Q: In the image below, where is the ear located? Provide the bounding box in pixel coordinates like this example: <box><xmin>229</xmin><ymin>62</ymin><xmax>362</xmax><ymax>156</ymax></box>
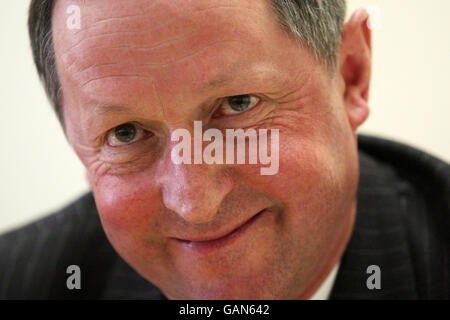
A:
<box><xmin>338</xmin><ymin>9</ymin><xmax>371</xmax><ymax>131</ymax></box>
<box><xmin>85</xmin><ymin>170</ymin><xmax>92</xmax><ymax>188</ymax></box>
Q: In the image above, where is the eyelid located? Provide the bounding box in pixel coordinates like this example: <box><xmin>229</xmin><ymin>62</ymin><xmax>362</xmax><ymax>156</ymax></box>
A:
<box><xmin>214</xmin><ymin>94</ymin><xmax>261</xmax><ymax>117</ymax></box>
<box><xmin>105</xmin><ymin>122</ymin><xmax>150</xmax><ymax>147</ymax></box>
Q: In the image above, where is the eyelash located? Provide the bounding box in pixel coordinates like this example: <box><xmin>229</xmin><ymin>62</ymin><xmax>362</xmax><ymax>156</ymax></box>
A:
<box><xmin>212</xmin><ymin>94</ymin><xmax>262</xmax><ymax>118</ymax></box>
<box><xmin>105</xmin><ymin>122</ymin><xmax>152</xmax><ymax>148</ymax></box>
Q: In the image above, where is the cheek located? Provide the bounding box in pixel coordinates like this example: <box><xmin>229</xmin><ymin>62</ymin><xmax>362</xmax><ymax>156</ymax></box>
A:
<box><xmin>242</xmin><ymin>129</ymin><xmax>347</xmax><ymax>205</ymax></box>
<box><xmin>91</xmin><ymin>171</ymin><xmax>177</xmax><ymax>288</ymax></box>
<box><xmin>91</xmin><ymin>171</ymin><xmax>166</xmax><ymax>251</ymax></box>
<box><xmin>242</xmin><ymin>120</ymin><xmax>358</xmax><ymax>240</ymax></box>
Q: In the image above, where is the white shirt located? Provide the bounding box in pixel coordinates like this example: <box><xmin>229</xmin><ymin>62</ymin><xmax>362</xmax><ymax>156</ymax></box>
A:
<box><xmin>309</xmin><ymin>262</ymin><xmax>340</xmax><ymax>300</ymax></box>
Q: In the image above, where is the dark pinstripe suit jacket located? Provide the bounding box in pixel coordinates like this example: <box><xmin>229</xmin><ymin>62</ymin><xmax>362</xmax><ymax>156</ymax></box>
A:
<box><xmin>1</xmin><ymin>135</ymin><xmax>449</xmax><ymax>299</ymax></box>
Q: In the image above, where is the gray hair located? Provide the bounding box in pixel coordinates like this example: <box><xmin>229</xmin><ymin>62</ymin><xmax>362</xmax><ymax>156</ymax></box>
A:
<box><xmin>28</xmin><ymin>0</ymin><xmax>346</xmax><ymax>126</ymax></box>
<box><xmin>270</xmin><ymin>0</ymin><xmax>346</xmax><ymax>70</ymax></box>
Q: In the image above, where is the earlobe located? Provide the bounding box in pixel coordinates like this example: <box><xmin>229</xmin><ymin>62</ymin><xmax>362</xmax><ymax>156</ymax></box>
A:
<box><xmin>339</xmin><ymin>9</ymin><xmax>372</xmax><ymax>131</ymax></box>
<box><xmin>346</xmin><ymin>86</ymin><xmax>370</xmax><ymax>130</ymax></box>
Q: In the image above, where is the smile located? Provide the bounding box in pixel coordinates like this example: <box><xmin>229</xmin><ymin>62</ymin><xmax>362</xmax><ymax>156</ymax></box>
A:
<box><xmin>172</xmin><ymin>209</ymin><xmax>267</xmax><ymax>253</ymax></box>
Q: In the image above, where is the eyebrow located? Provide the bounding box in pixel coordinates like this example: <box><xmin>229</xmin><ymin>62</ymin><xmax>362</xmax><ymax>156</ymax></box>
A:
<box><xmin>92</xmin><ymin>103</ymin><xmax>132</xmax><ymax>116</ymax></box>
<box><xmin>203</xmin><ymin>73</ymin><xmax>233</xmax><ymax>90</ymax></box>
<box><xmin>198</xmin><ymin>61</ymin><xmax>248</xmax><ymax>91</ymax></box>
<box><xmin>90</xmin><ymin>62</ymin><xmax>262</xmax><ymax>115</ymax></box>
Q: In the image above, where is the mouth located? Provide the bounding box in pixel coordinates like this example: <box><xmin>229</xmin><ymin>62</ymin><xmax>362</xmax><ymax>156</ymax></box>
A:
<box><xmin>172</xmin><ymin>209</ymin><xmax>267</xmax><ymax>253</ymax></box>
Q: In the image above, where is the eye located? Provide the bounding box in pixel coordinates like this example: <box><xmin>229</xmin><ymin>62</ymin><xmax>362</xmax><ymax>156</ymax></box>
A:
<box><xmin>106</xmin><ymin>122</ymin><xmax>150</xmax><ymax>147</ymax></box>
<box><xmin>218</xmin><ymin>94</ymin><xmax>260</xmax><ymax>116</ymax></box>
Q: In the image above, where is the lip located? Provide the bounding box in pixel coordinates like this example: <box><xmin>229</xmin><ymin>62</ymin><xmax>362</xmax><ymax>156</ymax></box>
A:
<box><xmin>172</xmin><ymin>209</ymin><xmax>266</xmax><ymax>253</ymax></box>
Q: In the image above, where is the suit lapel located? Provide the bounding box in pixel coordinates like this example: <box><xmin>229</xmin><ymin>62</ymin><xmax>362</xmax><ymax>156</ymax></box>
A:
<box><xmin>330</xmin><ymin>151</ymin><xmax>418</xmax><ymax>299</ymax></box>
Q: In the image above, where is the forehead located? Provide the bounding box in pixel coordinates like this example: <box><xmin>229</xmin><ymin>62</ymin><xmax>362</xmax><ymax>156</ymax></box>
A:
<box><xmin>52</xmin><ymin>0</ymin><xmax>292</xmax><ymax>102</ymax></box>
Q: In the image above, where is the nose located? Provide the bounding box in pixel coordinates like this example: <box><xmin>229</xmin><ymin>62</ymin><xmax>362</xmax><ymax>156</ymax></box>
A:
<box><xmin>155</xmin><ymin>139</ymin><xmax>233</xmax><ymax>224</ymax></box>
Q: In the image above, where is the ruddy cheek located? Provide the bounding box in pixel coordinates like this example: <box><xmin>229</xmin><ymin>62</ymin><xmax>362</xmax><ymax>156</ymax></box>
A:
<box><xmin>92</xmin><ymin>179</ymin><xmax>134</xmax><ymax>228</ymax></box>
<box><xmin>95</xmin><ymin>173</ymin><xmax>161</xmax><ymax>233</ymax></box>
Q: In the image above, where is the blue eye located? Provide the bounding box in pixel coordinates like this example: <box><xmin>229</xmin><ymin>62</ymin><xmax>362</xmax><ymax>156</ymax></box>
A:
<box><xmin>220</xmin><ymin>94</ymin><xmax>260</xmax><ymax>115</ymax></box>
<box><xmin>106</xmin><ymin>122</ymin><xmax>147</xmax><ymax>147</ymax></box>
<box><xmin>115</xmin><ymin>123</ymin><xmax>136</xmax><ymax>143</ymax></box>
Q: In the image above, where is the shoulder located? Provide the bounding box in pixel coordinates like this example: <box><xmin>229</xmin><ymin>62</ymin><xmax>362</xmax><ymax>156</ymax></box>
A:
<box><xmin>336</xmin><ymin>135</ymin><xmax>450</xmax><ymax>299</ymax></box>
<box><xmin>357</xmin><ymin>135</ymin><xmax>449</xmax><ymax>243</ymax></box>
<box><xmin>358</xmin><ymin>135</ymin><xmax>449</xmax><ymax>199</ymax></box>
<box><xmin>0</xmin><ymin>192</ymin><xmax>118</xmax><ymax>299</ymax></box>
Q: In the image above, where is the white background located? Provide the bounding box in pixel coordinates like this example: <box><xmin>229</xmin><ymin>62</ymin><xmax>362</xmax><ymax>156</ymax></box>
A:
<box><xmin>1</xmin><ymin>0</ymin><xmax>449</xmax><ymax>233</ymax></box>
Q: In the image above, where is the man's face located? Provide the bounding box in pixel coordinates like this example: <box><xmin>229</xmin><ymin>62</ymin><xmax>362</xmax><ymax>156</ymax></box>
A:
<box><xmin>53</xmin><ymin>0</ymin><xmax>362</xmax><ymax>299</ymax></box>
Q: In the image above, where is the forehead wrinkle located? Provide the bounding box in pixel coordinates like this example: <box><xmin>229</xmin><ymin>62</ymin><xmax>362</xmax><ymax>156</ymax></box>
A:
<box><xmin>69</xmin><ymin>38</ymin><xmax>245</xmax><ymax>94</ymax></box>
<box><xmin>59</xmin><ymin>0</ymin><xmax>218</xmax><ymax>53</ymax></box>
<box><xmin>87</xmin><ymin>5</ymin><xmax>189</xmax><ymax>35</ymax></box>
<box><xmin>140</xmin><ymin>39</ymin><xmax>244</xmax><ymax>68</ymax></box>
<box><xmin>57</xmin><ymin>0</ymin><xmax>268</xmax><ymax>71</ymax></box>
<box><xmin>61</xmin><ymin>28</ymin><xmax>197</xmax><ymax>73</ymax></box>
<box><xmin>88</xmin><ymin>10</ymin><xmax>161</xmax><ymax>28</ymax></box>
<box><xmin>73</xmin><ymin>61</ymin><xmax>148</xmax><ymax>89</ymax></box>
<box><xmin>80</xmin><ymin>74</ymin><xmax>154</xmax><ymax>90</ymax></box>
<box><xmin>58</xmin><ymin>9</ymin><xmax>197</xmax><ymax>71</ymax></box>
<box><xmin>63</xmin><ymin>14</ymin><xmax>200</xmax><ymax>59</ymax></box>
